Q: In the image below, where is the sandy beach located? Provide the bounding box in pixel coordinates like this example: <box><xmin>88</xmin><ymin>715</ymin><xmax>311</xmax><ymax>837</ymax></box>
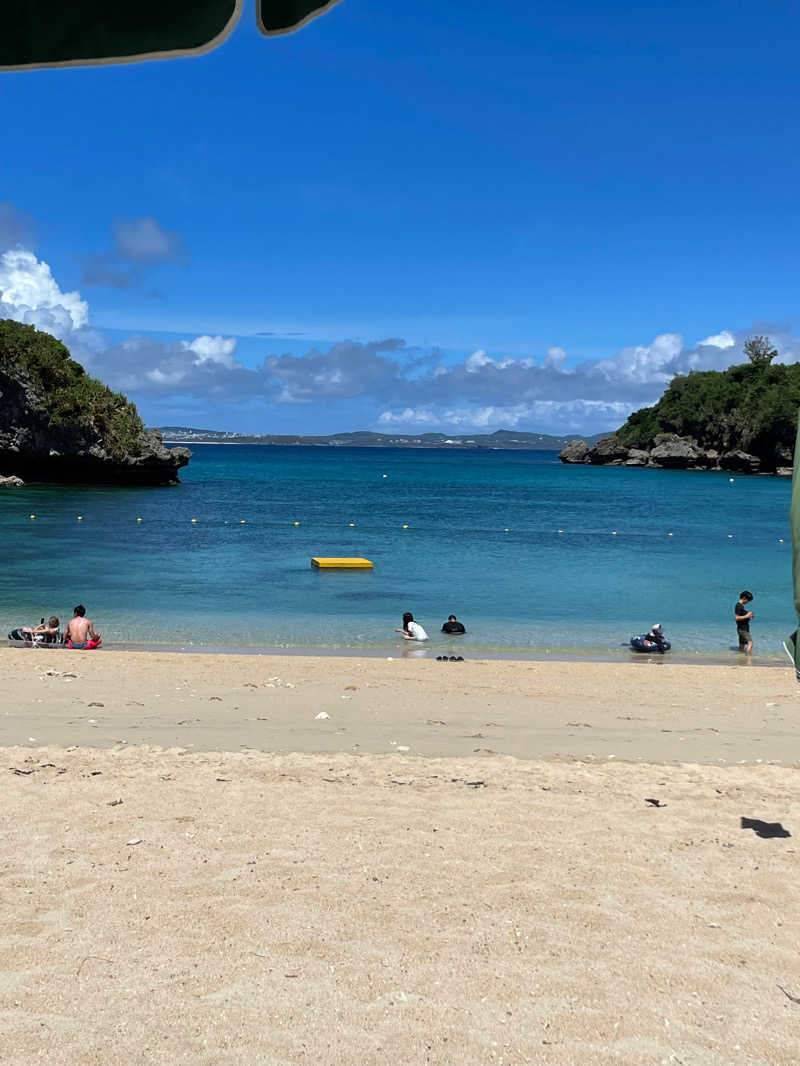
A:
<box><xmin>2</xmin><ymin>650</ymin><xmax>799</xmax><ymax>1064</ymax></box>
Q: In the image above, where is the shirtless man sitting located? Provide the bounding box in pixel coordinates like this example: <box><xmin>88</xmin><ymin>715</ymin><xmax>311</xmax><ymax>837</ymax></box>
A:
<box><xmin>62</xmin><ymin>605</ymin><xmax>102</xmax><ymax>649</ymax></box>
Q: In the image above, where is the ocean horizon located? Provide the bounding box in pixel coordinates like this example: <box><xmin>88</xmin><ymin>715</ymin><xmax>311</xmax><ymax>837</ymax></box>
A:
<box><xmin>1</xmin><ymin>445</ymin><xmax>793</xmax><ymax>661</ymax></box>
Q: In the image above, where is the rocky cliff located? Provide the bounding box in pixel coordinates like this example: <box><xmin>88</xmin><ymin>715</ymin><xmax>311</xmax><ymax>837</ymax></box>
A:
<box><xmin>559</xmin><ymin>432</ymin><xmax>792</xmax><ymax>475</ymax></box>
<box><xmin>0</xmin><ymin>319</ymin><xmax>191</xmax><ymax>485</ymax></box>
<box><xmin>560</xmin><ymin>356</ymin><xmax>798</xmax><ymax>476</ymax></box>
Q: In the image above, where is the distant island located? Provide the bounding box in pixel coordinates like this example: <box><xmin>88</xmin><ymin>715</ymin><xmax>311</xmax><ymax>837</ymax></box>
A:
<box><xmin>160</xmin><ymin>427</ymin><xmax>609</xmax><ymax>450</ymax></box>
<box><xmin>559</xmin><ymin>337</ymin><xmax>796</xmax><ymax>475</ymax></box>
<box><xmin>0</xmin><ymin>320</ymin><xmax>191</xmax><ymax>486</ymax></box>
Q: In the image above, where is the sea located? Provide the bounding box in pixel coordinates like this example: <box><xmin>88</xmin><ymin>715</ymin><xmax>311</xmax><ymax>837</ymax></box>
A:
<box><xmin>1</xmin><ymin>445</ymin><xmax>794</xmax><ymax>662</ymax></box>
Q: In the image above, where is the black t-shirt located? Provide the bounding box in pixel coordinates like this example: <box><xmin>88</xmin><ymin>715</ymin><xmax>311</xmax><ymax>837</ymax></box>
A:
<box><xmin>735</xmin><ymin>601</ymin><xmax>750</xmax><ymax>627</ymax></box>
<box><xmin>441</xmin><ymin>620</ymin><xmax>466</xmax><ymax>634</ymax></box>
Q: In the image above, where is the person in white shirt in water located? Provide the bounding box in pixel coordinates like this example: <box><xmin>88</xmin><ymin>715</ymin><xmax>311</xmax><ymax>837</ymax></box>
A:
<box><xmin>396</xmin><ymin>612</ymin><xmax>428</xmax><ymax>641</ymax></box>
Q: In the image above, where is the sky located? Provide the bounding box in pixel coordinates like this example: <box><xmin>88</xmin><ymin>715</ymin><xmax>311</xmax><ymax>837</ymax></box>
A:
<box><xmin>1</xmin><ymin>0</ymin><xmax>800</xmax><ymax>435</ymax></box>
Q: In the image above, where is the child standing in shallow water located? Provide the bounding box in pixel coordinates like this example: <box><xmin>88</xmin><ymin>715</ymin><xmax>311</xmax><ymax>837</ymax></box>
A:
<box><xmin>735</xmin><ymin>590</ymin><xmax>754</xmax><ymax>653</ymax></box>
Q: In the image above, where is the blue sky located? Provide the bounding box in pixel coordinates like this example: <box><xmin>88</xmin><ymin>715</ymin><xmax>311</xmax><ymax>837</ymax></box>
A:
<box><xmin>2</xmin><ymin>0</ymin><xmax>799</xmax><ymax>434</ymax></box>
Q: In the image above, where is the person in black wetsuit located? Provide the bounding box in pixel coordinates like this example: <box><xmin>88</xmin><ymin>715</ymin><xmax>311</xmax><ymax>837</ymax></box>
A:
<box><xmin>645</xmin><ymin>623</ymin><xmax>667</xmax><ymax>652</ymax></box>
<box><xmin>735</xmin><ymin>590</ymin><xmax>754</xmax><ymax>653</ymax></box>
<box><xmin>441</xmin><ymin>615</ymin><xmax>466</xmax><ymax>634</ymax></box>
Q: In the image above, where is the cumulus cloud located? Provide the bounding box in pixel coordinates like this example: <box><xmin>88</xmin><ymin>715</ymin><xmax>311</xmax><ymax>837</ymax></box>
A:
<box><xmin>698</xmin><ymin>329</ymin><xmax>735</xmax><ymax>349</ymax></box>
<box><xmin>3</xmin><ymin>245</ymin><xmax>800</xmax><ymax>436</ymax></box>
<box><xmin>0</xmin><ymin>248</ymin><xmax>104</xmax><ymax>362</ymax></box>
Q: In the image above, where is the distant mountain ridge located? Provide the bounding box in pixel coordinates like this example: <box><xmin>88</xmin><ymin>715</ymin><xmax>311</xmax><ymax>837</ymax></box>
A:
<box><xmin>159</xmin><ymin>426</ymin><xmax>609</xmax><ymax>450</ymax></box>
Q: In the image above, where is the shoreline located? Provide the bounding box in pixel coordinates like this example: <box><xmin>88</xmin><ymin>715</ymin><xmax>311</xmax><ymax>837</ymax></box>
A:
<box><xmin>3</xmin><ymin>648</ymin><xmax>798</xmax><ymax>765</ymax></box>
<box><xmin>6</xmin><ymin>638</ymin><xmax>790</xmax><ymax>667</ymax></box>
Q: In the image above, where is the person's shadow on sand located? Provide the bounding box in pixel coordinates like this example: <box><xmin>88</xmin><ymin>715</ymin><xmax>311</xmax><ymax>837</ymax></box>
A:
<box><xmin>741</xmin><ymin>817</ymin><xmax>791</xmax><ymax>838</ymax></box>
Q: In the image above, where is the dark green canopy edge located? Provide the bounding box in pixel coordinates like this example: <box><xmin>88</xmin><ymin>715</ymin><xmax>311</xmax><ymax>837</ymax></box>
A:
<box><xmin>0</xmin><ymin>0</ymin><xmax>339</xmax><ymax>69</ymax></box>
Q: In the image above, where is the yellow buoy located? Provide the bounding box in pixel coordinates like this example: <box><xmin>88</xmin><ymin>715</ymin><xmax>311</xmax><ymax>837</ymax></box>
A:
<box><xmin>29</xmin><ymin>514</ymin><xmax>35</xmax><ymax>519</ymax></box>
<box><xmin>611</xmin><ymin>530</ymin><xmax>617</xmax><ymax>535</ymax></box>
<box><xmin>402</xmin><ymin>524</ymin><xmax>409</xmax><ymax>529</ymax></box>
<box><xmin>240</xmin><ymin>520</ymin><xmax>246</xmax><ymax>524</ymax></box>
<box><xmin>294</xmin><ymin>521</ymin><xmax>300</xmax><ymax>526</ymax></box>
<box><xmin>191</xmin><ymin>518</ymin><xmax>197</xmax><ymax>523</ymax></box>
<box><xmin>668</xmin><ymin>532</ymin><xmax>674</xmax><ymax>536</ymax></box>
<box><xmin>557</xmin><ymin>529</ymin><xmax>564</xmax><ymax>534</ymax></box>
<box><xmin>136</xmin><ymin>517</ymin><xmax>143</xmax><ymax>522</ymax></box>
<box><xmin>77</xmin><ymin>515</ymin><xmax>83</xmax><ymax>520</ymax></box>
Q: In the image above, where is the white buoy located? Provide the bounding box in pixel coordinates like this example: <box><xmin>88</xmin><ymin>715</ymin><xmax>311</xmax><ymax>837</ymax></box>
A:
<box><xmin>729</xmin><ymin>478</ymin><xmax>734</xmax><ymax>483</ymax></box>
<box><xmin>382</xmin><ymin>474</ymin><xmax>388</xmax><ymax>478</ymax></box>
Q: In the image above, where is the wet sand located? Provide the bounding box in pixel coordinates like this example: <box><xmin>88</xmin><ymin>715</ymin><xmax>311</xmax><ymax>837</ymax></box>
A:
<box><xmin>2</xmin><ymin>650</ymin><xmax>799</xmax><ymax>1064</ymax></box>
<box><xmin>1</xmin><ymin>649</ymin><xmax>799</xmax><ymax>763</ymax></box>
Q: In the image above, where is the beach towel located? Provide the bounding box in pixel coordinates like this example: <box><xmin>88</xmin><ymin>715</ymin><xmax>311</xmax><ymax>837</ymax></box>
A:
<box><xmin>785</xmin><ymin>413</ymin><xmax>800</xmax><ymax>681</ymax></box>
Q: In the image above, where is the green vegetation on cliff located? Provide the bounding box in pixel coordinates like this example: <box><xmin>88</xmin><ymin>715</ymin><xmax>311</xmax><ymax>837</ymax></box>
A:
<box><xmin>616</xmin><ymin>340</ymin><xmax>798</xmax><ymax>466</ymax></box>
<box><xmin>0</xmin><ymin>319</ymin><xmax>145</xmax><ymax>462</ymax></box>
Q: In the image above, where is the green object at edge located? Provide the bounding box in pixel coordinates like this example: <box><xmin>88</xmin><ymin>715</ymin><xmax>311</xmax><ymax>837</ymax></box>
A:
<box><xmin>786</xmin><ymin>413</ymin><xmax>800</xmax><ymax>679</ymax></box>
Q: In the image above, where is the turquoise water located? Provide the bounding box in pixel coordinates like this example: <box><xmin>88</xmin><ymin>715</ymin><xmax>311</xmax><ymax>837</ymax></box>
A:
<box><xmin>0</xmin><ymin>446</ymin><xmax>793</xmax><ymax>659</ymax></box>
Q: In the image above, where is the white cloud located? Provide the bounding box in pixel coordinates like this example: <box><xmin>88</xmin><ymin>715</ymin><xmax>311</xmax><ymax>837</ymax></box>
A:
<box><xmin>378</xmin><ymin>400</ymin><xmax>632</xmax><ymax>434</ymax></box>
<box><xmin>589</xmin><ymin>332</ymin><xmax>683</xmax><ymax>385</ymax></box>
<box><xmin>3</xmin><ymin>245</ymin><xmax>800</xmax><ymax>437</ymax></box>
<box><xmin>698</xmin><ymin>330</ymin><xmax>735</xmax><ymax>349</ymax></box>
<box><xmin>465</xmin><ymin>349</ymin><xmax>491</xmax><ymax>372</ymax></box>
<box><xmin>0</xmin><ymin>249</ymin><xmax>103</xmax><ymax>363</ymax></box>
<box><xmin>543</xmin><ymin>345</ymin><xmax>567</xmax><ymax>370</ymax></box>
<box><xmin>181</xmin><ymin>335</ymin><xmax>237</xmax><ymax>368</ymax></box>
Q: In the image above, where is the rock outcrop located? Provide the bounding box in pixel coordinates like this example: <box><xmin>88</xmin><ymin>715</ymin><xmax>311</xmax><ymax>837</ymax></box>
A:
<box><xmin>558</xmin><ymin>438</ymin><xmax>590</xmax><ymax>464</ymax></box>
<box><xmin>559</xmin><ymin>433</ymin><xmax>781</xmax><ymax>475</ymax></box>
<box><xmin>587</xmin><ymin>436</ymin><xmax>630</xmax><ymax>465</ymax></box>
<box><xmin>648</xmin><ymin>433</ymin><xmax>705</xmax><ymax>469</ymax></box>
<box><xmin>0</xmin><ymin>474</ymin><xmax>24</xmax><ymax>487</ymax></box>
<box><xmin>0</xmin><ymin>320</ymin><xmax>191</xmax><ymax>486</ymax></box>
<box><xmin>718</xmin><ymin>450</ymin><xmax>761</xmax><ymax>474</ymax></box>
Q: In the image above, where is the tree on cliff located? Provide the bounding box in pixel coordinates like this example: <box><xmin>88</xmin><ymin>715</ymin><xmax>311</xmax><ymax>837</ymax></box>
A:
<box><xmin>744</xmin><ymin>335</ymin><xmax>778</xmax><ymax>365</ymax></box>
<box><xmin>0</xmin><ymin>319</ymin><xmax>146</xmax><ymax>461</ymax></box>
<box><xmin>615</xmin><ymin>353</ymin><xmax>800</xmax><ymax>468</ymax></box>
<box><xmin>0</xmin><ymin>319</ymin><xmax>190</xmax><ymax>484</ymax></box>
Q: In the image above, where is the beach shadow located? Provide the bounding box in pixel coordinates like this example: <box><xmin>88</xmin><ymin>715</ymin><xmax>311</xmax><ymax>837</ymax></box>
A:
<box><xmin>740</xmin><ymin>817</ymin><xmax>791</xmax><ymax>839</ymax></box>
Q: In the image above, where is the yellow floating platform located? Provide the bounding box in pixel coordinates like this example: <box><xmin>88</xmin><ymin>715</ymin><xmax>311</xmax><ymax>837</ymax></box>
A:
<box><xmin>311</xmin><ymin>557</ymin><xmax>374</xmax><ymax>569</ymax></box>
